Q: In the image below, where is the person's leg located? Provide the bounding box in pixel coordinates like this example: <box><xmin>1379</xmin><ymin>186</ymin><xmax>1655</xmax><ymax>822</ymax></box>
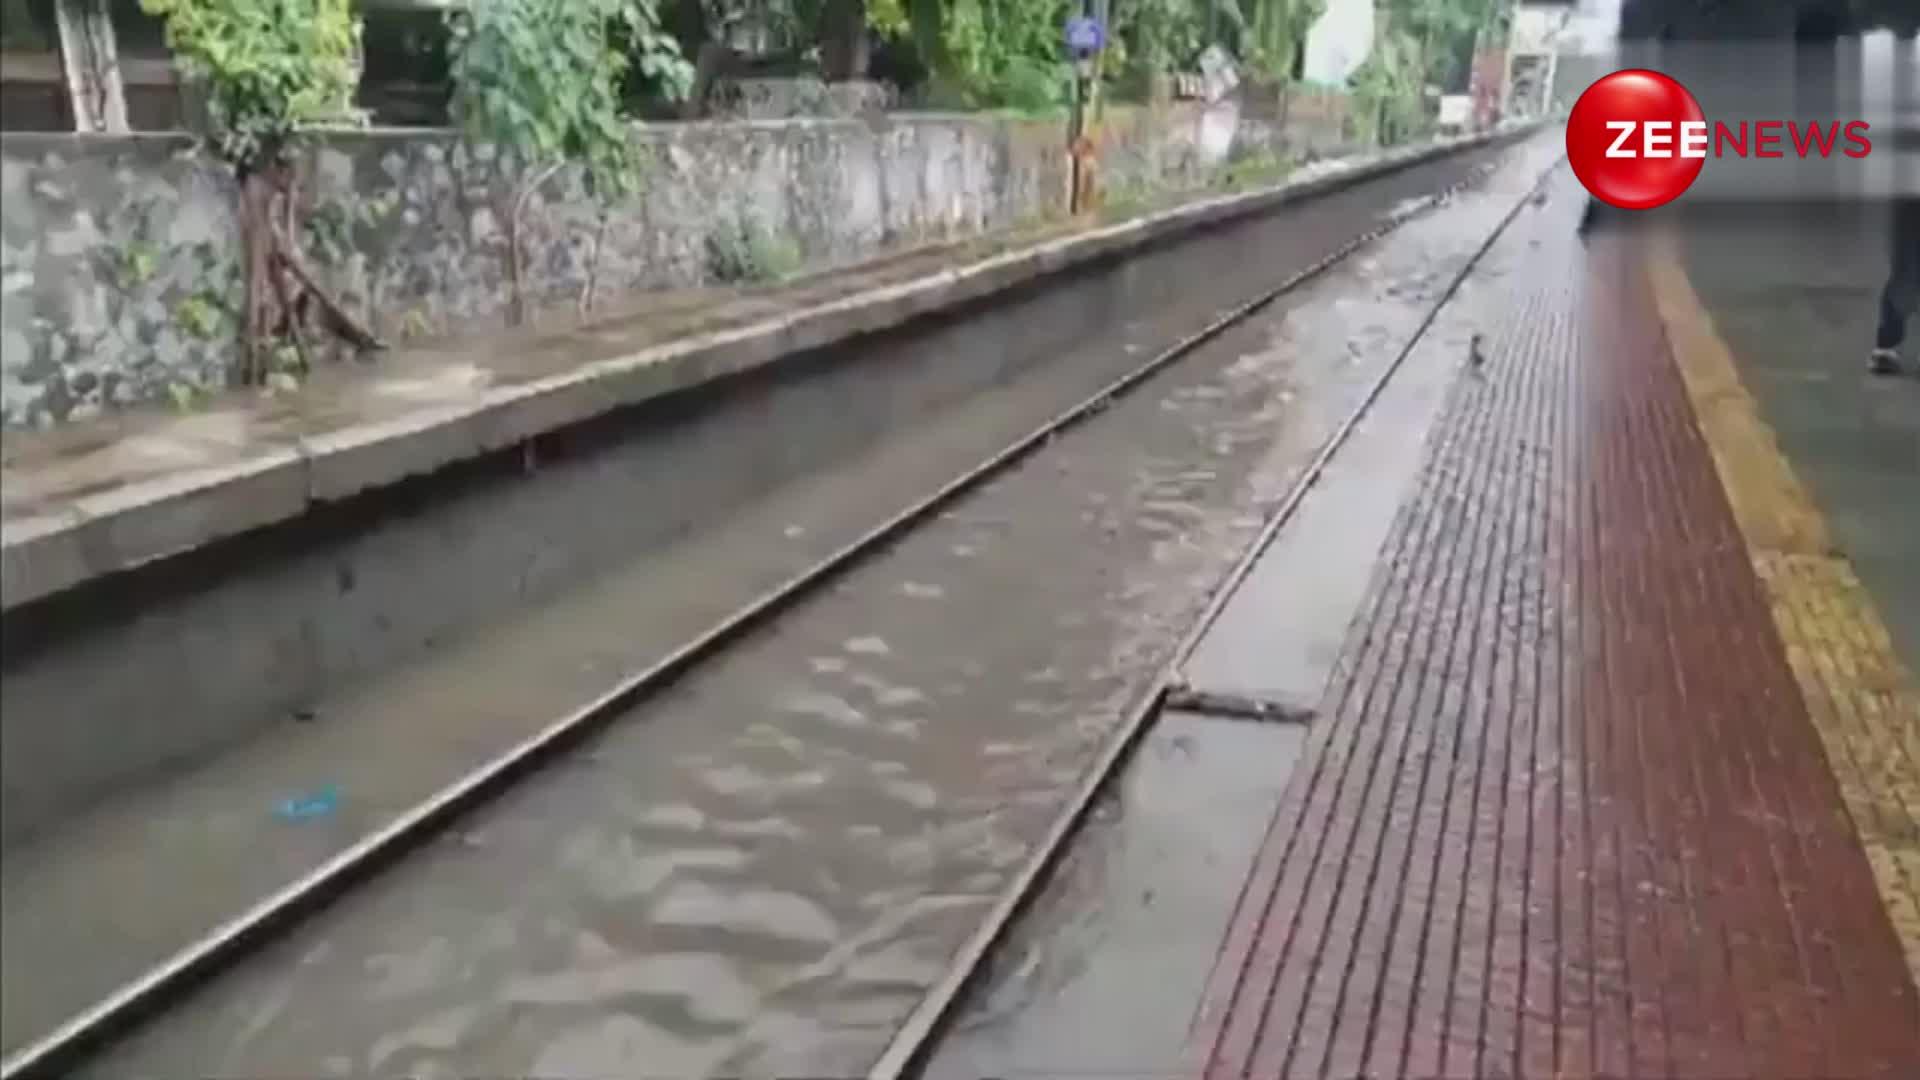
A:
<box><xmin>1871</xmin><ymin>285</ymin><xmax>1912</xmax><ymax>374</ymax></box>
<box><xmin>1870</xmin><ymin>202</ymin><xmax>1920</xmax><ymax>373</ymax></box>
<box><xmin>1877</xmin><ymin>278</ymin><xmax>1913</xmax><ymax>348</ymax></box>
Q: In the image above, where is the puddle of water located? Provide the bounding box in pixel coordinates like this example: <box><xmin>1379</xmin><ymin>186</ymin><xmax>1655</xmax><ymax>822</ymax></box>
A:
<box><xmin>924</xmin><ymin>713</ymin><xmax>1307</xmax><ymax>1080</ymax></box>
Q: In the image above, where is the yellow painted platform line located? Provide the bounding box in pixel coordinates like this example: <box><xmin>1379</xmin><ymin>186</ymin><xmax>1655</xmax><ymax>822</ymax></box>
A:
<box><xmin>1645</xmin><ymin>228</ymin><xmax>1920</xmax><ymax>988</ymax></box>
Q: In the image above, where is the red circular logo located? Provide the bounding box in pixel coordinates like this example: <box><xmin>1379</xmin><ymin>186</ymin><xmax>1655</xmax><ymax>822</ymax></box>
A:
<box><xmin>1566</xmin><ymin>69</ymin><xmax>1706</xmax><ymax>210</ymax></box>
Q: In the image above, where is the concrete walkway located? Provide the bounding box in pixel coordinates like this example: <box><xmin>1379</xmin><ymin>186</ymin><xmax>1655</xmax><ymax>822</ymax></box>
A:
<box><xmin>1674</xmin><ymin>200</ymin><xmax>1920</xmax><ymax>678</ymax></box>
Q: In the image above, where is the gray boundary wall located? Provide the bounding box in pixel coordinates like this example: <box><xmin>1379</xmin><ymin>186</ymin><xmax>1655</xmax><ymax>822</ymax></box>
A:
<box><xmin>0</xmin><ymin>105</ymin><xmax>1360</xmax><ymax>430</ymax></box>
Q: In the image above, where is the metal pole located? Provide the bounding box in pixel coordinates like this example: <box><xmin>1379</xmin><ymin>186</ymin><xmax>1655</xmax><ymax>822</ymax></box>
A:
<box><xmin>1091</xmin><ymin>0</ymin><xmax>1109</xmax><ymax>123</ymax></box>
<box><xmin>1069</xmin><ymin>73</ymin><xmax>1084</xmax><ymax>213</ymax></box>
<box><xmin>1067</xmin><ymin>0</ymin><xmax>1095</xmax><ymax>214</ymax></box>
<box><xmin>53</xmin><ymin>0</ymin><xmax>128</xmax><ymax>133</ymax></box>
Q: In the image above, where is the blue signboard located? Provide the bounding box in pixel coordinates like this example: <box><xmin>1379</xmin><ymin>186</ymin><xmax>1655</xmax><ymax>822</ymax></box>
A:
<box><xmin>1065</xmin><ymin>15</ymin><xmax>1105</xmax><ymax>57</ymax></box>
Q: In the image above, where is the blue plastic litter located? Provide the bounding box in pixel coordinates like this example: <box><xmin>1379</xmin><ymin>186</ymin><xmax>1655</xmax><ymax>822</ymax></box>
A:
<box><xmin>276</xmin><ymin>785</ymin><xmax>340</xmax><ymax>821</ymax></box>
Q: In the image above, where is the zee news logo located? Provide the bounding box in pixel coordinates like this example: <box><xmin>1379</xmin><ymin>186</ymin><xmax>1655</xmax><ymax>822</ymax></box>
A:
<box><xmin>1568</xmin><ymin>69</ymin><xmax>1877</xmax><ymax>210</ymax></box>
<box><xmin>1601</xmin><ymin>118</ymin><xmax>1873</xmax><ymax>161</ymax></box>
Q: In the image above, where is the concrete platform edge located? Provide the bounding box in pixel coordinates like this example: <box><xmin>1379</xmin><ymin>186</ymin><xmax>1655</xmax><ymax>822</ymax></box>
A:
<box><xmin>0</xmin><ymin>122</ymin><xmax>1543</xmax><ymax>613</ymax></box>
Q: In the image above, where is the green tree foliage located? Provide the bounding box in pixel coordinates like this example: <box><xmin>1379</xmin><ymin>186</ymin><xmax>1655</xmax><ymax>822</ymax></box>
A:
<box><xmin>138</xmin><ymin>0</ymin><xmax>381</xmax><ymax>383</ymax></box>
<box><xmin>943</xmin><ymin>0</ymin><xmax>1073</xmax><ymax>109</ymax></box>
<box><xmin>449</xmin><ymin>0</ymin><xmax>689</xmax><ymax>202</ymax></box>
<box><xmin>1383</xmin><ymin>0</ymin><xmax>1505</xmax><ymax>89</ymax></box>
<box><xmin>866</xmin><ymin>0</ymin><xmax>1071</xmax><ymax>109</ymax></box>
<box><xmin>1240</xmin><ymin>0</ymin><xmax>1325</xmax><ymax>83</ymax></box>
<box><xmin>1121</xmin><ymin>0</ymin><xmax>1208</xmax><ymax>79</ymax></box>
<box><xmin>865</xmin><ymin>0</ymin><xmax>1311</xmax><ymax>110</ymax></box>
<box><xmin>1344</xmin><ymin>0</ymin><xmax>1508</xmax><ymax>148</ymax></box>
<box><xmin>446</xmin><ymin>0</ymin><xmax>692</xmax><ymax>322</ymax></box>
<box><xmin>855</xmin><ymin>0</ymin><xmax>1503</xmax><ymax>117</ymax></box>
<box><xmin>1348</xmin><ymin>20</ymin><xmax>1425</xmax><ymax>144</ymax></box>
<box><xmin>141</xmin><ymin>0</ymin><xmax>363</xmax><ymax>173</ymax></box>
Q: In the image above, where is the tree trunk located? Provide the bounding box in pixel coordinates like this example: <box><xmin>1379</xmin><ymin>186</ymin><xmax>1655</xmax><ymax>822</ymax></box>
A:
<box><xmin>503</xmin><ymin>200</ymin><xmax>524</xmax><ymax>328</ymax></box>
<box><xmin>684</xmin><ymin>40</ymin><xmax>733</xmax><ymax>119</ymax></box>
<box><xmin>578</xmin><ymin>209</ymin><xmax>609</xmax><ymax>318</ymax></box>
<box><xmin>821</xmin><ymin>0</ymin><xmax>869</xmax><ymax>81</ymax></box>
<box><xmin>506</xmin><ymin>160</ymin><xmax>567</xmax><ymax>328</ymax></box>
<box><xmin>269</xmin><ymin>167</ymin><xmax>312</xmax><ymax>373</ymax></box>
<box><xmin>234</xmin><ymin>159</ymin><xmax>385</xmax><ymax>386</ymax></box>
<box><xmin>239</xmin><ymin>171</ymin><xmax>278</xmax><ymax>385</ymax></box>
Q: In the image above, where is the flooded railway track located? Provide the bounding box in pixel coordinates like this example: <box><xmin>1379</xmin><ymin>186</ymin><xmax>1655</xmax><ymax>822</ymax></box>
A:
<box><xmin>869</xmin><ymin>151</ymin><xmax>1560</xmax><ymax>1080</ymax></box>
<box><xmin>7</xmin><ymin>137</ymin><xmax>1557</xmax><ymax>1080</ymax></box>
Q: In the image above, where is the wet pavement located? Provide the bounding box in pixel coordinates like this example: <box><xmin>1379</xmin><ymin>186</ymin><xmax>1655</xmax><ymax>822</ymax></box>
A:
<box><xmin>1672</xmin><ymin>201</ymin><xmax>1920</xmax><ymax>675</ymax></box>
<box><xmin>1177</xmin><ymin>197</ymin><xmax>1507</xmax><ymax>713</ymax></box>
<box><xmin>71</xmin><ymin>138</ymin><xmax>1567</xmax><ymax>1077</ymax></box>
<box><xmin>1190</xmin><ymin>171</ymin><xmax>1920</xmax><ymax>1080</ymax></box>
<box><xmin>922</xmin><ymin>712</ymin><xmax>1304</xmax><ymax>1080</ymax></box>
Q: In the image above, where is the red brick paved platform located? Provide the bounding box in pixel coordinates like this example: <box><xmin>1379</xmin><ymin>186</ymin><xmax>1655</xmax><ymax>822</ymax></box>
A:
<box><xmin>1188</xmin><ymin>177</ymin><xmax>1920</xmax><ymax>1079</ymax></box>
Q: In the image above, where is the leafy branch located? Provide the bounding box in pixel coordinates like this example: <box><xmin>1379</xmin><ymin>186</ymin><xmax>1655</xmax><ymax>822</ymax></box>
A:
<box><xmin>139</xmin><ymin>0</ymin><xmax>384</xmax><ymax>385</ymax></box>
<box><xmin>447</xmin><ymin>0</ymin><xmax>692</xmax><ymax>324</ymax></box>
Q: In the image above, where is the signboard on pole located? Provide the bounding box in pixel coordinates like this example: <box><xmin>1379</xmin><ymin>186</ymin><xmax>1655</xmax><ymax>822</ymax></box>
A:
<box><xmin>1065</xmin><ymin>15</ymin><xmax>1104</xmax><ymax>79</ymax></box>
<box><xmin>1065</xmin><ymin>15</ymin><xmax>1105</xmax><ymax>58</ymax></box>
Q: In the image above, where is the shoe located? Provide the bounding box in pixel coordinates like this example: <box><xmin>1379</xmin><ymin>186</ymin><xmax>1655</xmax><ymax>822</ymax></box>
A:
<box><xmin>1868</xmin><ymin>347</ymin><xmax>1902</xmax><ymax>375</ymax></box>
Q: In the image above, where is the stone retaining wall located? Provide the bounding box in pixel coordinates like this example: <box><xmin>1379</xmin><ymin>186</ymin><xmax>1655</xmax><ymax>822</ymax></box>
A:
<box><xmin>0</xmin><ymin>101</ymin><xmax>1356</xmax><ymax>429</ymax></box>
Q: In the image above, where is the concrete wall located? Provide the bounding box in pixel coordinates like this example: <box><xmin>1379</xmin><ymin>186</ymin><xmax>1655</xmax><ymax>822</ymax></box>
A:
<box><xmin>0</xmin><ymin>103</ymin><xmax>1356</xmax><ymax>430</ymax></box>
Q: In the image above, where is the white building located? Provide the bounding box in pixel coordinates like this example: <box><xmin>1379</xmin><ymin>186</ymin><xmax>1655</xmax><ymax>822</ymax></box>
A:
<box><xmin>1503</xmin><ymin>1</ymin><xmax>1581</xmax><ymax>119</ymax></box>
<box><xmin>1301</xmin><ymin>0</ymin><xmax>1375</xmax><ymax>87</ymax></box>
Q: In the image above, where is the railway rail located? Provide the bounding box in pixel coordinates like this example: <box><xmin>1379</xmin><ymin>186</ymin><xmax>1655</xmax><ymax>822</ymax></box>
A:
<box><xmin>3</xmin><ymin>137</ymin><xmax>1555</xmax><ymax>1080</ymax></box>
<box><xmin>867</xmin><ymin>152</ymin><xmax>1558</xmax><ymax>1080</ymax></box>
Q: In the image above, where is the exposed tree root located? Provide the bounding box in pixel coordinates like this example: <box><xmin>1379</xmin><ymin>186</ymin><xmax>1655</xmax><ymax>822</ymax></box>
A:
<box><xmin>236</xmin><ymin>162</ymin><xmax>385</xmax><ymax>385</ymax></box>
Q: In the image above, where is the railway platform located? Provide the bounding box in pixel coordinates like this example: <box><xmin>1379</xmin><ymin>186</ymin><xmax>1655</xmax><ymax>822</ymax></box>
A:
<box><xmin>1182</xmin><ymin>170</ymin><xmax>1920</xmax><ymax>1079</ymax></box>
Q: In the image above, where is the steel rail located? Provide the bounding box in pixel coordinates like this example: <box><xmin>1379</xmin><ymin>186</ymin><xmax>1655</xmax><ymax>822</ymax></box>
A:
<box><xmin>864</xmin><ymin>152</ymin><xmax>1566</xmax><ymax>1080</ymax></box>
<box><xmin>2</xmin><ymin>139</ymin><xmax>1533</xmax><ymax>1080</ymax></box>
